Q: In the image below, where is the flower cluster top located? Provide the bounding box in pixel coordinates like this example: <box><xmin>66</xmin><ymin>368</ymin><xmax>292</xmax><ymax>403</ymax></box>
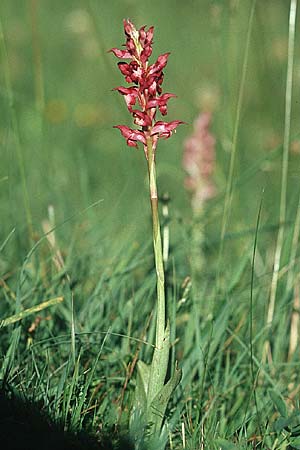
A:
<box><xmin>110</xmin><ymin>19</ymin><xmax>183</xmax><ymax>158</ymax></box>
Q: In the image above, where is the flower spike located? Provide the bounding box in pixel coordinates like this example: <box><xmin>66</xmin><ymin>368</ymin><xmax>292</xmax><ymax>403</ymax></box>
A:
<box><xmin>110</xmin><ymin>19</ymin><xmax>183</xmax><ymax>158</ymax></box>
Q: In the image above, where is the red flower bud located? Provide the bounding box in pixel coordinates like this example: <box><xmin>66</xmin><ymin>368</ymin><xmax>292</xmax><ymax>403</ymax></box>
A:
<box><xmin>123</xmin><ymin>19</ymin><xmax>135</xmax><ymax>37</ymax></box>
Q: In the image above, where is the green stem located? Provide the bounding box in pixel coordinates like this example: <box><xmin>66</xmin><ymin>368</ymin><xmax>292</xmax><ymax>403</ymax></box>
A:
<box><xmin>132</xmin><ymin>140</ymin><xmax>181</xmax><ymax>434</ymax></box>
<box><xmin>146</xmin><ymin>137</ymin><xmax>165</xmax><ymax>349</ymax></box>
<box><xmin>267</xmin><ymin>0</ymin><xmax>297</xmax><ymax>326</ymax></box>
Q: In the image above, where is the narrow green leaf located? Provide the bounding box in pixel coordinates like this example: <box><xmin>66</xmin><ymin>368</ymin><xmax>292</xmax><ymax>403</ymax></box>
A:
<box><xmin>147</xmin><ymin>322</ymin><xmax>170</xmax><ymax>407</ymax></box>
<box><xmin>0</xmin><ymin>227</ymin><xmax>15</xmax><ymax>253</ymax></box>
<box><xmin>290</xmin><ymin>436</ymin><xmax>300</xmax><ymax>449</ymax></box>
<box><xmin>269</xmin><ymin>389</ymin><xmax>288</xmax><ymax>417</ymax></box>
<box><xmin>137</xmin><ymin>360</ymin><xmax>150</xmax><ymax>396</ymax></box>
<box><xmin>133</xmin><ymin>360</ymin><xmax>150</xmax><ymax>414</ymax></box>
<box><xmin>0</xmin><ymin>296</ymin><xmax>64</xmax><ymax>328</ymax></box>
<box><xmin>274</xmin><ymin>416</ymin><xmax>292</xmax><ymax>433</ymax></box>
<box><xmin>149</xmin><ymin>364</ymin><xmax>182</xmax><ymax>433</ymax></box>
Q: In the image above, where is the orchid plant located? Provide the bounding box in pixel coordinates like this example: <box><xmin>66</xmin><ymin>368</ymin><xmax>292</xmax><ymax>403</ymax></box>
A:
<box><xmin>110</xmin><ymin>19</ymin><xmax>182</xmax><ymax>435</ymax></box>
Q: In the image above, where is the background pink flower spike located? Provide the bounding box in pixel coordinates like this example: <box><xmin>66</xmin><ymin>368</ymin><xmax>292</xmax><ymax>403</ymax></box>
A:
<box><xmin>182</xmin><ymin>112</ymin><xmax>217</xmax><ymax>211</ymax></box>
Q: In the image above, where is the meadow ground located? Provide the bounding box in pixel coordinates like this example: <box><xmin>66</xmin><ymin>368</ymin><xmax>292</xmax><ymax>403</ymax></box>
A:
<box><xmin>1</xmin><ymin>1</ymin><xmax>300</xmax><ymax>448</ymax></box>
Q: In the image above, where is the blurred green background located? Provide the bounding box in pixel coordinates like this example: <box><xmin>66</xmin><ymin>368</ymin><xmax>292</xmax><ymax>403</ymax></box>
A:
<box><xmin>1</xmin><ymin>0</ymin><xmax>300</xmax><ymax>263</ymax></box>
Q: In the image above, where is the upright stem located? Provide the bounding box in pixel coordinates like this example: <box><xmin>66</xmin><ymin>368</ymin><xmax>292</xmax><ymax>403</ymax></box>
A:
<box><xmin>267</xmin><ymin>0</ymin><xmax>297</xmax><ymax>326</ymax></box>
<box><xmin>146</xmin><ymin>137</ymin><xmax>166</xmax><ymax>348</ymax></box>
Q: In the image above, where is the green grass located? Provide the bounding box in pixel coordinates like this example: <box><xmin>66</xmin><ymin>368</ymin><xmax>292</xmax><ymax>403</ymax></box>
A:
<box><xmin>1</xmin><ymin>0</ymin><xmax>300</xmax><ymax>448</ymax></box>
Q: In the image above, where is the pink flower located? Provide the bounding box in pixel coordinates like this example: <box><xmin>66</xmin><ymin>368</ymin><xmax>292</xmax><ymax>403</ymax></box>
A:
<box><xmin>182</xmin><ymin>112</ymin><xmax>217</xmax><ymax>211</ymax></box>
<box><xmin>146</xmin><ymin>93</ymin><xmax>176</xmax><ymax>115</ymax></box>
<box><xmin>110</xmin><ymin>19</ymin><xmax>183</xmax><ymax>158</ymax></box>
<box><xmin>152</xmin><ymin>120</ymin><xmax>183</xmax><ymax>138</ymax></box>
<box><xmin>113</xmin><ymin>86</ymin><xmax>139</xmax><ymax>112</ymax></box>
<box><xmin>113</xmin><ymin>125</ymin><xmax>146</xmax><ymax>147</ymax></box>
<box><xmin>110</xmin><ymin>48</ymin><xmax>132</xmax><ymax>59</ymax></box>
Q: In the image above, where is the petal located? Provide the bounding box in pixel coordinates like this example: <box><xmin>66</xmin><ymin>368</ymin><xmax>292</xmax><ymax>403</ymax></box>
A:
<box><xmin>118</xmin><ymin>62</ymin><xmax>131</xmax><ymax>76</ymax></box>
<box><xmin>109</xmin><ymin>48</ymin><xmax>132</xmax><ymax>59</ymax></box>
<box><xmin>114</xmin><ymin>86</ymin><xmax>139</xmax><ymax>111</ymax></box>
<box><xmin>139</xmin><ymin>25</ymin><xmax>154</xmax><ymax>63</ymax></box>
<box><xmin>138</xmin><ymin>25</ymin><xmax>147</xmax><ymax>42</ymax></box>
<box><xmin>118</xmin><ymin>61</ymin><xmax>142</xmax><ymax>84</ymax></box>
<box><xmin>132</xmin><ymin>110</ymin><xmax>152</xmax><ymax>127</ymax></box>
<box><xmin>159</xmin><ymin>105</ymin><xmax>167</xmax><ymax>116</ymax></box>
<box><xmin>141</xmin><ymin>46</ymin><xmax>152</xmax><ymax>64</ymax></box>
<box><xmin>114</xmin><ymin>125</ymin><xmax>147</xmax><ymax>146</ymax></box>
<box><xmin>146</xmin><ymin>93</ymin><xmax>176</xmax><ymax>114</ymax></box>
<box><xmin>146</xmin><ymin>26</ymin><xmax>154</xmax><ymax>45</ymax></box>
<box><xmin>139</xmin><ymin>25</ymin><xmax>154</xmax><ymax>48</ymax></box>
<box><xmin>148</xmin><ymin>80</ymin><xmax>158</xmax><ymax>97</ymax></box>
<box><xmin>127</xmin><ymin>139</ymin><xmax>139</xmax><ymax>147</ymax></box>
<box><xmin>113</xmin><ymin>86</ymin><xmax>138</xmax><ymax>95</ymax></box>
<box><xmin>148</xmin><ymin>52</ymin><xmax>170</xmax><ymax>75</ymax></box>
<box><xmin>126</xmin><ymin>38</ymin><xmax>136</xmax><ymax>54</ymax></box>
<box><xmin>123</xmin><ymin>19</ymin><xmax>136</xmax><ymax>37</ymax></box>
<box><xmin>151</xmin><ymin>120</ymin><xmax>184</xmax><ymax>138</ymax></box>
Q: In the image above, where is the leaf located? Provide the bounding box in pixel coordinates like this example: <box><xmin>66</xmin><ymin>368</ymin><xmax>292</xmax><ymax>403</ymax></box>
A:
<box><xmin>275</xmin><ymin>411</ymin><xmax>300</xmax><ymax>434</ymax></box>
<box><xmin>148</xmin><ymin>363</ymin><xmax>182</xmax><ymax>433</ymax></box>
<box><xmin>291</xmin><ymin>425</ymin><xmax>300</xmax><ymax>438</ymax></box>
<box><xmin>147</xmin><ymin>322</ymin><xmax>170</xmax><ymax>406</ymax></box>
<box><xmin>133</xmin><ymin>360</ymin><xmax>150</xmax><ymax>415</ymax></box>
<box><xmin>290</xmin><ymin>436</ymin><xmax>300</xmax><ymax>449</ymax></box>
<box><xmin>0</xmin><ymin>296</ymin><xmax>64</xmax><ymax>328</ymax></box>
<box><xmin>137</xmin><ymin>361</ymin><xmax>150</xmax><ymax>396</ymax></box>
<box><xmin>214</xmin><ymin>438</ymin><xmax>239</xmax><ymax>449</ymax></box>
<box><xmin>274</xmin><ymin>416</ymin><xmax>292</xmax><ymax>433</ymax></box>
<box><xmin>269</xmin><ymin>389</ymin><xmax>288</xmax><ymax>417</ymax></box>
